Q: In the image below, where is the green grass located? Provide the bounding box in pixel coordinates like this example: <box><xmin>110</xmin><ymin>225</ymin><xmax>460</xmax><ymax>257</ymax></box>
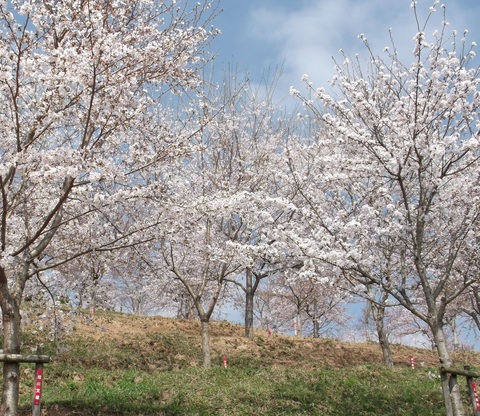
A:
<box><xmin>9</xmin><ymin>310</ymin><xmax>462</xmax><ymax>415</ymax></box>
<box><xmin>17</xmin><ymin>365</ymin><xmax>445</xmax><ymax>415</ymax></box>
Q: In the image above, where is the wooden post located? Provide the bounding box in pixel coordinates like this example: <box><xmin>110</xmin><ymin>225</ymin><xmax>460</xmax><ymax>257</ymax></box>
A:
<box><xmin>0</xmin><ymin>353</ymin><xmax>50</xmax><ymax>363</ymax></box>
<box><xmin>32</xmin><ymin>361</ymin><xmax>44</xmax><ymax>416</ymax></box>
<box><xmin>32</xmin><ymin>346</ymin><xmax>46</xmax><ymax>416</ymax></box>
<box><xmin>0</xmin><ymin>347</ymin><xmax>50</xmax><ymax>416</ymax></box>
<box><xmin>440</xmin><ymin>366</ymin><xmax>480</xmax><ymax>416</ymax></box>
<box><xmin>448</xmin><ymin>373</ymin><xmax>463</xmax><ymax>416</ymax></box>
<box><xmin>464</xmin><ymin>366</ymin><xmax>480</xmax><ymax>416</ymax></box>
<box><xmin>441</xmin><ymin>369</ymin><xmax>454</xmax><ymax>416</ymax></box>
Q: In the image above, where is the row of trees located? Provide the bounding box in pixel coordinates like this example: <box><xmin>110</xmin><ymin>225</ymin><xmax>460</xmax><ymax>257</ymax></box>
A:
<box><xmin>1</xmin><ymin>1</ymin><xmax>479</xmax><ymax>415</ymax></box>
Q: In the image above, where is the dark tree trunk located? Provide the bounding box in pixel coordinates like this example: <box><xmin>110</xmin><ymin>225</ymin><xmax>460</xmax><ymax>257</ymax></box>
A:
<box><xmin>370</xmin><ymin>300</ymin><xmax>394</xmax><ymax>368</ymax></box>
<box><xmin>244</xmin><ymin>268</ymin><xmax>254</xmax><ymax>338</ymax></box>
<box><xmin>308</xmin><ymin>302</ymin><xmax>319</xmax><ymax>337</ymax></box>
<box><xmin>312</xmin><ymin>318</ymin><xmax>319</xmax><ymax>338</ymax></box>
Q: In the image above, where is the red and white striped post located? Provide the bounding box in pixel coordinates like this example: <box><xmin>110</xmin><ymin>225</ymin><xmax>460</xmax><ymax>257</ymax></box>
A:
<box><xmin>471</xmin><ymin>381</ymin><xmax>480</xmax><ymax>411</ymax></box>
<box><xmin>410</xmin><ymin>355</ymin><xmax>415</xmax><ymax>369</ymax></box>
<box><xmin>223</xmin><ymin>356</ymin><xmax>228</xmax><ymax>368</ymax></box>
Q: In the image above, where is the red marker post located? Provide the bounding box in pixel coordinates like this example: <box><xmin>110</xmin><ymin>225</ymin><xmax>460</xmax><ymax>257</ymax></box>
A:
<box><xmin>471</xmin><ymin>381</ymin><xmax>480</xmax><ymax>411</ymax></box>
<box><xmin>223</xmin><ymin>356</ymin><xmax>228</xmax><ymax>368</ymax></box>
<box><xmin>0</xmin><ymin>345</ymin><xmax>49</xmax><ymax>416</ymax></box>
<box><xmin>32</xmin><ymin>365</ymin><xmax>44</xmax><ymax>416</ymax></box>
<box><xmin>410</xmin><ymin>355</ymin><xmax>415</xmax><ymax>369</ymax></box>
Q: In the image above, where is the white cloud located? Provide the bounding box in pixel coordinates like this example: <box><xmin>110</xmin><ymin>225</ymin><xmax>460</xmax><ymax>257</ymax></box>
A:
<box><xmin>246</xmin><ymin>0</ymin><xmax>480</xmax><ymax>92</ymax></box>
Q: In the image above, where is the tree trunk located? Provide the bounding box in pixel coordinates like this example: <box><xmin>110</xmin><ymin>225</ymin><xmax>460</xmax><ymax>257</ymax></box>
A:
<box><xmin>244</xmin><ymin>268</ymin><xmax>254</xmax><ymax>338</ymax></box>
<box><xmin>370</xmin><ymin>302</ymin><xmax>394</xmax><ymax>368</ymax></box>
<box><xmin>295</xmin><ymin>313</ymin><xmax>302</xmax><ymax>337</ymax></box>
<box><xmin>451</xmin><ymin>318</ymin><xmax>459</xmax><ymax>352</ymax></box>
<box><xmin>200</xmin><ymin>319</ymin><xmax>211</xmax><ymax>368</ymax></box>
<box><xmin>363</xmin><ymin>301</ymin><xmax>372</xmax><ymax>341</ymax></box>
<box><xmin>313</xmin><ymin>318</ymin><xmax>319</xmax><ymax>338</ymax></box>
<box><xmin>433</xmin><ymin>324</ymin><xmax>466</xmax><ymax>416</ymax></box>
<box><xmin>311</xmin><ymin>302</ymin><xmax>319</xmax><ymax>338</ymax></box>
<box><xmin>0</xmin><ymin>297</ymin><xmax>22</xmax><ymax>416</ymax></box>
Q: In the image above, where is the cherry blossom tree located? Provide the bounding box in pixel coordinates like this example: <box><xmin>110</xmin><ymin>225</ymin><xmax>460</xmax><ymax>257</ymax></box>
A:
<box><xmin>232</xmin><ymin>278</ymin><xmax>276</xmax><ymax>332</ymax></box>
<box><xmin>363</xmin><ymin>286</ymin><xmax>394</xmax><ymax>367</ymax></box>
<box><xmin>201</xmin><ymin>71</ymin><xmax>298</xmax><ymax>336</ymax></box>
<box><xmin>246</xmin><ymin>278</ymin><xmax>294</xmax><ymax>334</ymax></box>
<box><xmin>0</xmin><ymin>0</ymin><xmax>218</xmax><ymax>413</ymax></box>
<box><xmin>201</xmin><ymin>71</ymin><xmax>300</xmax><ymax>338</ymax></box>
<box><xmin>158</xmin><ymin>204</ymin><xmax>242</xmax><ymax>368</ymax></box>
<box><xmin>142</xmin><ymin>70</ymin><xmax>297</xmax><ymax>365</ymax></box>
<box><xmin>290</xmin><ymin>3</ymin><xmax>480</xmax><ymax>414</ymax></box>
<box><xmin>105</xmin><ymin>247</ymin><xmax>173</xmax><ymax>316</ymax></box>
<box><xmin>262</xmin><ymin>267</ymin><xmax>348</xmax><ymax>338</ymax></box>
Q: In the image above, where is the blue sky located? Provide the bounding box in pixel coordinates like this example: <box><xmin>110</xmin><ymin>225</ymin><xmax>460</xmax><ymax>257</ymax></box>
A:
<box><xmin>210</xmin><ymin>1</ymin><xmax>480</xmax><ymax>346</ymax></box>
<box><xmin>210</xmin><ymin>0</ymin><xmax>480</xmax><ymax>96</ymax></box>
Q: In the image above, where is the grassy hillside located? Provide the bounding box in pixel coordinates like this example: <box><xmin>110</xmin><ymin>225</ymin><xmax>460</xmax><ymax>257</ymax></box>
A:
<box><xmin>11</xmin><ymin>310</ymin><xmax>480</xmax><ymax>415</ymax></box>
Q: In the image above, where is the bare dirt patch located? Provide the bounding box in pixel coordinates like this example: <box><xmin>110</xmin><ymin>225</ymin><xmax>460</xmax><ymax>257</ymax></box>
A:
<box><xmin>67</xmin><ymin>311</ymin><xmax>479</xmax><ymax>371</ymax></box>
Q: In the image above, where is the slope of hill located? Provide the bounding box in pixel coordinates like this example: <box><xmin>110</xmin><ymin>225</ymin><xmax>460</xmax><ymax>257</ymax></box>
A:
<box><xmin>14</xmin><ymin>310</ymin><xmax>480</xmax><ymax>415</ymax></box>
<box><xmin>55</xmin><ymin>310</ymin><xmax>478</xmax><ymax>370</ymax></box>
